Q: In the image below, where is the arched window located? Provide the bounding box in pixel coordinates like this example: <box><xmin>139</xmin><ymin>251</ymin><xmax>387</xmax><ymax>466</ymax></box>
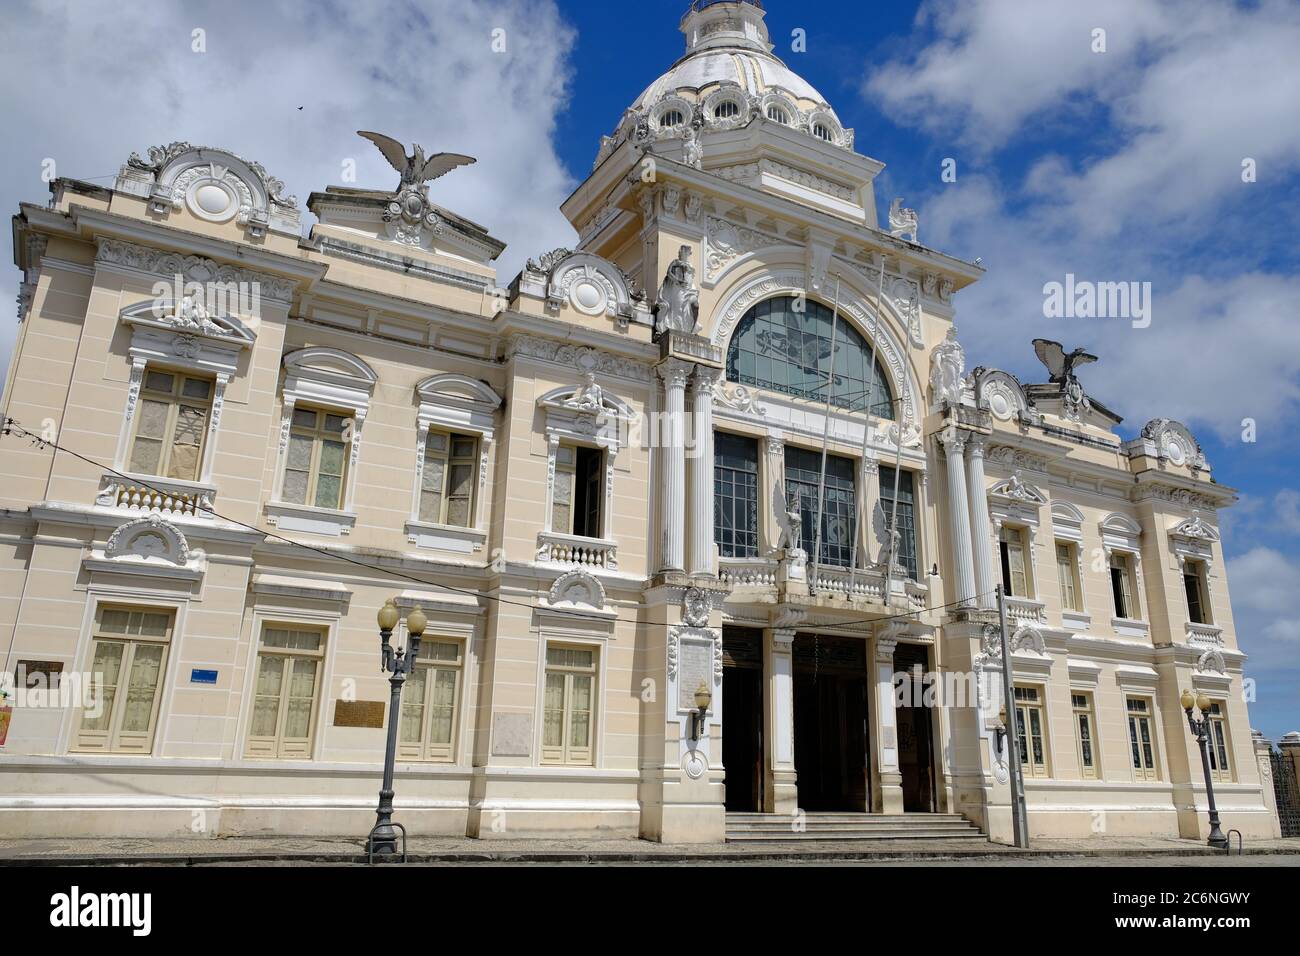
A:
<box><xmin>813</xmin><ymin>123</ymin><xmax>833</xmax><ymax>142</ymax></box>
<box><xmin>725</xmin><ymin>296</ymin><xmax>895</xmax><ymax>418</ymax></box>
<box><xmin>714</xmin><ymin>100</ymin><xmax>741</xmax><ymax>120</ymax></box>
<box><xmin>766</xmin><ymin>106</ymin><xmax>789</xmax><ymax>125</ymax></box>
<box><xmin>660</xmin><ymin>109</ymin><xmax>685</xmax><ymax>128</ymax></box>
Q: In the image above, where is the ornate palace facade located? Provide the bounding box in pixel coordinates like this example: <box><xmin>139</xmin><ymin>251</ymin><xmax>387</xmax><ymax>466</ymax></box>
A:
<box><xmin>0</xmin><ymin>0</ymin><xmax>1279</xmax><ymax>842</ymax></box>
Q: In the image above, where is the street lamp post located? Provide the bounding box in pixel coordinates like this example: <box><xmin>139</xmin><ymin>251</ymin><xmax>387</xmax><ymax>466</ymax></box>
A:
<box><xmin>367</xmin><ymin>598</ymin><xmax>427</xmax><ymax>860</ymax></box>
<box><xmin>1180</xmin><ymin>688</ymin><xmax>1228</xmax><ymax>850</ymax></box>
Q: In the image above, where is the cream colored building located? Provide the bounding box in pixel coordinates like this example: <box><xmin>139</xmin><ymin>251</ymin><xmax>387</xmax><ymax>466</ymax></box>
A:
<box><xmin>0</xmin><ymin>0</ymin><xmax>1279</xmax><ymax>843</ymax></box>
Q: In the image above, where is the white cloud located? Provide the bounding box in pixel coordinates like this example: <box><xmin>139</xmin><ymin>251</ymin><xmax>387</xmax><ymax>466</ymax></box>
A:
<box><xmin>0</xmin><ymin>0</ymin><xmax>579</xmax><ymax>390</ymax></box>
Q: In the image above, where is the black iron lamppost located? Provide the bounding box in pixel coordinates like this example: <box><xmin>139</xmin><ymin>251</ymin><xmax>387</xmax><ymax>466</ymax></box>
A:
<box><xmin>367</xmin><ymin>598</ymin><xmax>427</xmax><ymax>860</ymax></box>
<box><xmin>1180</xmin><ymin>688</ymin><xmax>1229</xmax><ymax>850</ymax></box>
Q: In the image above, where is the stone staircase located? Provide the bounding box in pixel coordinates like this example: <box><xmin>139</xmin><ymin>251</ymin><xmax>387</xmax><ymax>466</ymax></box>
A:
<box><xmin>725</xmin><ymin>812</ymin><xmax>987</xmax><ymax>843</ymax></box>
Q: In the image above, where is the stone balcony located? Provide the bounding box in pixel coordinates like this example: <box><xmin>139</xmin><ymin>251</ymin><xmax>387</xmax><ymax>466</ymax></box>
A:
<box><xmin>1186</xmin><ymin>621</ymin><xmax>1224</xmax><ymax>646</ymax></box>
<box><xmin>719</xmin><ymin>556</ymin><xmax>929</xmax><ymax>613</ymax></box>
<box><xmin>536</xmin><ymin>530</ymin><xmax>618</xmax><ymax>571</ymax></box>
<box><xmin>96</xmin><ymin>473</ymin><xmax>216</xmax><ymax>520</ymax></box>
<box><xmin>1004</xmin><ymin>595</ymin><xmax>1047</xmax><ymax>626</ymax></box>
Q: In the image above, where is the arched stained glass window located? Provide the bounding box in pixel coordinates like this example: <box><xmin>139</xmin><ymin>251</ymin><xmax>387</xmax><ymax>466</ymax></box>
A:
<box><xmin>725</xmin><ymin>296</ymin><xmax>895</xmax><ymax>418</ymax></box>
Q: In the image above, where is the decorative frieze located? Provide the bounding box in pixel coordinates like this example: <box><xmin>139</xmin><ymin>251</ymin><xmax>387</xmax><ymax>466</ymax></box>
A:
<box><xmin>95</xmin><ymin>237</ymin><xmax>296</xmax><ymax>303</ymax></box>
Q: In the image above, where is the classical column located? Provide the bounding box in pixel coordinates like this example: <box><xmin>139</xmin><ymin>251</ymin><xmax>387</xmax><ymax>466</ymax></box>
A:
<box><xmin>965</xmin><ymin>435</ymin><xmax>996</xmax><ymax>610</ymax></box>
<box><xmin>941</xmin><ymin>430</ymin><xmax>978</xmax><ymax>608</ymax></box>
<box><xmin>871</xmin><ymin>628</ymin><xmax>905</xmax><ymax>814</ymax></box>
<box><xmin>688</xmin><ymin>367</ymin><xmax>719</xmax><ymax>576</ymax></box>
<box><xmin>657</xmin><ymin>359</ymin><xmax>691</xmax><ymax>573</ymax></box>
<box><xmin>763</xmin><ymin>623</ymin><xmax>799</xmax><ymax>814</ymax></box>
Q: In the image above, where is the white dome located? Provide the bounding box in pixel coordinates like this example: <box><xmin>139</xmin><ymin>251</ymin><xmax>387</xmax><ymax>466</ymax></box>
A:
<box><xmin>599</xmin><ymin>0</ymin><xmax>851</xmax><ymax>163</ymax></box>
<box><xmin>631</xmin><ymin>47</ymin><xmax>835</xmax><ymax>118</ymax></box>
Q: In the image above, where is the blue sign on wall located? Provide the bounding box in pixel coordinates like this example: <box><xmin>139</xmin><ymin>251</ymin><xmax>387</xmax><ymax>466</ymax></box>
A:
<box><xmin>190</xmin><ymin>669</ymin><xmax>219</xmax><ymax>685</ymax></box>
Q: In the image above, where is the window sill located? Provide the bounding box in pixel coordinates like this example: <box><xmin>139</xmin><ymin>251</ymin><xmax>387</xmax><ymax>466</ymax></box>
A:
<box><xmin>265</xmin><ymin>501</ymin><xmax>356</xmax><ymax>537</ymax></box>
<box><xmin>405</xmin><ymin>520</ymin><xmax>486</xmax><ymax>554</ymax></box>
<box><xmin>1111</xmin><ymin>617</ymin><xmax>1150</xmax><ymax>639</ymax></box>
<box><xmin>1061</xmin><ymin>609</ymin><xmax>1092</xmax><ymax>631</ymax></box>
<box><xmin>1185</xmin><ymin>621</ymin><xmax>1223</xmax><ymax>646</ymax></box>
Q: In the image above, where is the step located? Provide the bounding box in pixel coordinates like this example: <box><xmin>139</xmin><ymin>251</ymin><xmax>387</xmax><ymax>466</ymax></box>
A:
<box><xmin>725</xmin><ymin>829</ymin><xmax>988</xmax><ymax>842</ymax></box>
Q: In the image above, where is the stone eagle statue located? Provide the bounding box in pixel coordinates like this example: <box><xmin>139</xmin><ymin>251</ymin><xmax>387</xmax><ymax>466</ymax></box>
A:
<box><xmin>1031</xmin><ymin>338</ymin><xmax>1097</xmax><ymax>385</ymax></box>
<box><xmin>357</xmin><ymin>130</ymin><xmax>476</xmax><ymax>189</ymax></box>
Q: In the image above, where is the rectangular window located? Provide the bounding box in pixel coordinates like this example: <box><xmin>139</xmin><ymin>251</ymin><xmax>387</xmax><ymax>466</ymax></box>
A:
<box><xmin>419</xmin><ymin>432</ymin><xmax>478</xmax><ymax>527</ymax></box>
<box><xmin>246</xmin><ymin>624</ymin><xmax>326</xmax><ymax>759</ymax></box>
<box><xmin>1126</xmin><ymin>697</ymin><xmax>1159</xmax><ymax>780</ymax></box>
<box><xmin>999</xmin><ymin>526</ymin><xmax>1030</xmax><ymax>597</ymax></box>
<box><xmin>399</xmin><ymin>639</ymin><xmax>463</xmax><ymax>762</ymax></box>
<box><xmin>74</xmin><ymin>606</ymin><xmax>174</xmax><ymax>754</ymax></box>
<box><xmin>1056</xmin><ymin>542</ymin><xmax>1082</xmax><ymax>612</ymax></box>
<box><xmin>541</xmin><ymin>644</ymin><xmax>597</xmax><ymax>766</ymax></box>
<box><xmin>714</xmin><ymin>432</ymin><xmax>759</xmax><ymax>558</ymax></box>
<box><xmin>129</xmin><ymin>369</ymin><xmax>213</xmax><ymax>480</ymax></box>
<box><xmin>1013</xmin><ymin>685</ymin><xmax>1048</xmax><ymax>777</ymax></box>
<box><xmin>1110</xmin><ymin>552</ymin><xmax>1139</xmax><ymax>619</ymax></box>
<box><xmin>1206</xmin><ymin>701</ymin><xmax>1232</xmax><ymax>782</ymax></box>
<box><xmin>1072</xmin><ymin>692</ymin><xmax>1098</xmax><ymax>779</ymax></box>
<box><xmin>785</xmin><ymin>446</ymin><xmax>856</xmax><ymax>567</ymax></box>
<box><xmin>282</xmin><ymin>407</ymin><xmax>351</xmax><ymax>510</ymax></box>
<box><xmin>1184</xmin><ymin>560</ymin><xmax>1210</xmax><ymax>625</ymax></box>
<box><xmin>551</xmin><ymin>444</ymin><xmax>603</xmax><ymax>538</ymax></box>
<box><xmin>878</xmin><ymin>465</ymin><xmax>918</xmax><ymax>580</ymax></box>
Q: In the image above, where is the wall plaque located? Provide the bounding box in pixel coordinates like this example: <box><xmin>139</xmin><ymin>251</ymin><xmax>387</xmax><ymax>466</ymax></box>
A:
<box><xmin>677</xmin><ymin>641</ymin><xmax>713</xmax><ymax>712</ymax></box>
<box><xmin>15</xmin><ymin>661</ymin><xmax>63</xmax><ymax>689</ymax></box>
<box><xmin>333</xmin><ymin>700</ymin><xmax>386</xmax><ymax>728</ymax></box>
<box><xmin>491</xmin><ymin>713</ymin><xmax>532</xmax><ymax>756</ymax></box>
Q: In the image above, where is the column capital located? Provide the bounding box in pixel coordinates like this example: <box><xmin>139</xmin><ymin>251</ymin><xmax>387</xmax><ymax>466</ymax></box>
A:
<box><xmin>965</xmin><ymin>432</ymin><xmax>988</xmax><ymax>456</ymax></box>
<box><xmin>861</xmin><ymin>457</ymin><xmax>880</xmax><ymax>476</ymax></box>
<box><xmin>939</xmin><ymin>428</ymin><xmax>967</xmax><ymax>455</ymax></box>
<box><xmin>657</xmin><ymin>357</ymin><xmax>693</xmax><ymax>388</ymax></box>
<box><xmin>874</xmin><ymin>636</ymin><xmax>899</xmax><ymax>663</ymax></box>
<box><xmin>763</xmin><ymin>433</ymin><xmax>785</xmax><ymax>458</ymax></box>
<box><xmin>691</xmin><ymin>365</ymin><xmax>721</xmax><ymax>396</ymax></box>
<box><xmin>770</xmin><ymin>628</ymin><xmax>797</xmax><ymax>647</ymax></box>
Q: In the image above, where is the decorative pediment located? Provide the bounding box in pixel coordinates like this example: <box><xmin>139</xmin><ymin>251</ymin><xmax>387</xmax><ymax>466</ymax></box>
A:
<box><xmin>282</xmin><ymin>347</ymin><xmax>377</xmax><ymax>414</ymax></box>
<box><xmin>1100</xmin><ymin>512</ymin><xmax>1143</xmax><ymax>553</ymax></box>
<box><xmin>415</xmin><ymin>373</ymin><xmax>503</xmax><ymax>437</ymax></box>
<box><xmin>538</xmin><ymin>349</ymin><xmax>634</xmax><ymax>451</ymax></box>
<box><xmin>116</xmin><ymin>142</ymin><xmax>300</xmax><ymax>240</ymax></box>
<box><xmin>989</xmin><ymin>472</ymin><xmax>1047</xmax><ymax>505</ymax></box>
<box><xmin>1171</xmin><ymin>510</ymin><xmax>1219</xmax><ymax>543</ymax></box>
<box><xmin>540</xmin><ymin>569</ymin><xmax>616</xmax><ymax>622</ymax></box>
<box><xmin>120</xmin><ymin>295</ymin><xmax>255</xmax><ymax>345</ymax></box>
<box><xmin>1051</xmin><ymin>501</ymin><xmax>1086</xmax><ymax>542</ymax></box>
<box><xmin>525</xmin><ymin>250</ymin><xmax>649</xmax><ymax>328</ymax></box>
<box><xmin>1137</xmin><ymin>418</ymin><xmax>1207</xmax><ymax>471</ymax></box>
<box><xmin>87</xmin><ymin>514</ymin><xmax>206</xmax><ymax>581</ymax></box>
<box><xmin>1169</xmin><ymin>510</ymin><xmax>1219</xmax><ymax>568</ymax></box>
<box><xmin>974</xmin><ymin>367</ymin><xmax>1037</xmax><ymax>424</ymax></box>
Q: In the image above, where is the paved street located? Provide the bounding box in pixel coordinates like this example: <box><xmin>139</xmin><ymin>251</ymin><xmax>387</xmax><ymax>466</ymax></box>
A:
<box><xmin>3</xmin><ymin>835</ymin><xmax>1298</xmax><ymax>866</ymax></box>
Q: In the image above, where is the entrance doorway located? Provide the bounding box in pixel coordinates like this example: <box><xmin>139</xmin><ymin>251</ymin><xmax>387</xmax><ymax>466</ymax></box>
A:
<box><xmin>793</xmin><ymin>634</ymin><xmax>869</xmax><ymax>811</ymax></box>
<box><xmin>894</xmin><ymin>643</ymin><xmax>936</xmax><ymax>812</ymax></box>
<box><xmin>721</xmin><ymin>627</ymin><xmax>764</xmax><ymax>813</ymax></box>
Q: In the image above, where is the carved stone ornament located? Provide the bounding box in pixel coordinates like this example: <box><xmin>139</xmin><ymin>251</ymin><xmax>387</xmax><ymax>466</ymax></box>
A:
<box><xmin>712</xmin><ymin>383</ymin><xmax>766</xmax><ymax>416</ymax></box>
<box><xmin>888</xmin><ymin>198</ymin><xmax>918</xmax><ymax>243</ymax></box>
<box><xmin>1140</xmin><ymin>418</ymin><xmax>1207</xmax><ymax>471</ymax></box>
<box><xmin>103</xmin><ymin>514</ymin><xmax>202</xmax><ymax>567</ymax></box>
<box><xmin>683</xmin><ymin>587</ymin><xmax>710</xmax><ymax>627</ymax></box>
<box><xmin>547</xmin><ymin>569</ymin><xmax>608</xmax><ymax>610</ymax></box>
<box><xmin>990</xmin><ymin>471</ymin><xmax>1047</xmax><ymax>505</ymax></box>
<box><xmin>654</xmin><ymin>245</ymin><xmax>700</xmax><ymax>336</ymax></box>
<box><xmin>1171</xmin><ymin>510</ymin><xmax>1219</xmax><ymax>542</ymax></box>
<box><xmin>929</xmin><ymin>326</ymin><xmax>965</xmax><ymax>407</ymax></box>
<box><xmin>96</xmin><ymin>237</ymin><xmax>295</xmax><ymax>304</ymax></box>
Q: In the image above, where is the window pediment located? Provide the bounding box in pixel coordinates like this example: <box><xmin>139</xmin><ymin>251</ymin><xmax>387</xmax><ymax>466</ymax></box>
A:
<box><xmin>416</xmin><ymin>373</ymin><xmax>503</xmax><ymax>438</ymax></box>
<box><xmin>282</xmin><ymin>347</ymin><xmax>377</xmax><ymax>414</ymax></box>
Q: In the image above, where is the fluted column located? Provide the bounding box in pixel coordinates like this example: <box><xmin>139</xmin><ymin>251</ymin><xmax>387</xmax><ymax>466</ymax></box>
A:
<box><xmin>688</xmin><ymin>367</ymin><xmax>719</xmax><ymax>576</ymax></box>
<box><xmin>940</xmin><ymin>430</ymin><xmax>977</xmax><ymax>608</ymax></box>
<box><xmin>657</xmin><ymin>359</ymin><xmax>691</xmax><ymax>572</ymax></box>
<box><xmin>965</xmin><ymin>434</ymin><xmax>996</xmax><ymax>610</ymax></box>
<box><xmin>871</xmin><ymin>629</ymin><xmax>904</xmax><ymax>814</ymax></box>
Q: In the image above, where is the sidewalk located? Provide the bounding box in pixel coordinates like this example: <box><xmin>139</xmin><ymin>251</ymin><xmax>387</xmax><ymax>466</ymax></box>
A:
<box><xmin>2</xmin><ymin>834</ymin><xmax>1299</xmax><ymax>865</ymax></box>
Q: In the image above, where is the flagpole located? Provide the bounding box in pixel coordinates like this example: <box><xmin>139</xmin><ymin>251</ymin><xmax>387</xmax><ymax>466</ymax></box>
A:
<box><xmin>810</xmin><ymin>275</ymin><xmax>841</xmax><ymax>596</ymax></box>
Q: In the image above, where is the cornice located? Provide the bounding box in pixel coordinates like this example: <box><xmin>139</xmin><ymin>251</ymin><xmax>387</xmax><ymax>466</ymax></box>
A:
<box><xmin>67</xmin><ymin>205</ymin><xmax>326</xmax><ymax>289</ymax></box>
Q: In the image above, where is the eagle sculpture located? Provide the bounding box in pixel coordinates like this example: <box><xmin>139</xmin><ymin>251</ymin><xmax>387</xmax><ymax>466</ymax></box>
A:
<box><xmin>1032</xmin><ymin>338</ymin><xmax>1097</xmax><ymax>385</ymax></box>
<box><xmin>356</xmin><ymin>131</ymin><xmax>476</xmax><ymax>189</ymax></box>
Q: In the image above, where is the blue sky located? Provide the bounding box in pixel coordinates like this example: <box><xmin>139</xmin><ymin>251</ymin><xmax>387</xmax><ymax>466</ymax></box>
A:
<box><xmin>1</xmin><ymin>0</ymin><xmax>1296</xmax><ymax>738</ymax></box>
